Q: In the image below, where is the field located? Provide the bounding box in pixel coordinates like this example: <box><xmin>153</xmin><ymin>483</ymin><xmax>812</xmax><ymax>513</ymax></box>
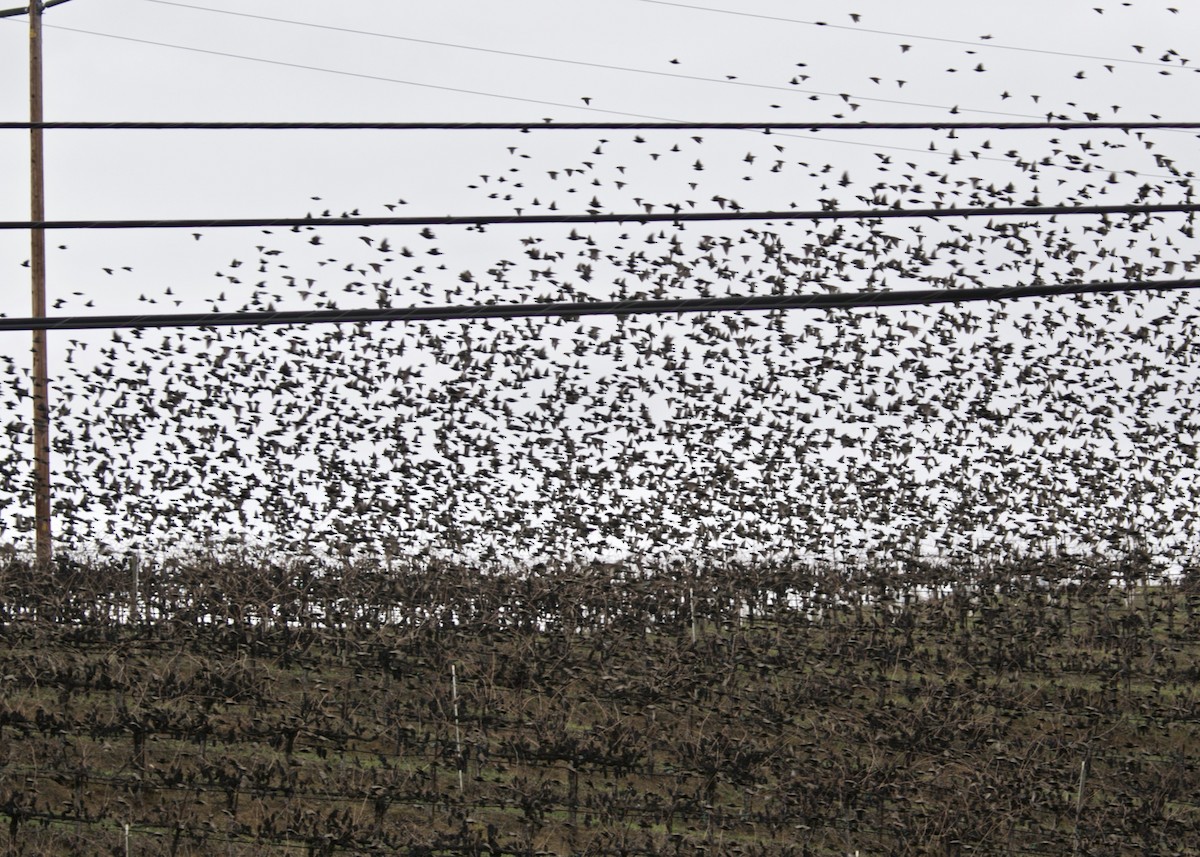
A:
<box><xmin>1</xmin><ymin>550</ymin><xmax>1200</xmax><ymax>855</ymax></box>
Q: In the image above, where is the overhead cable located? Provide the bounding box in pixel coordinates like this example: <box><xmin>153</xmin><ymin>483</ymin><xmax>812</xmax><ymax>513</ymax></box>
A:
<box><xmin>136</xmin><ymin>0</ymin><xmax>1034</xmax><ymax>114</ymax></box>
<box><xmin>0</xmin><ymin>20</ymin><xmax>1043</xmax><ymax>122</ymax></box>
<box><xmin>135</xmin><ymin>0</ymin><xmax>1197</xmax><ymax>116</ymax></box>
<box><xmin>637</xmin><ymin>0</ymin><xmax>1200</xmax><ymax>73</ymax></box>
<box><xmin>146</xmin><ymin>0</ymin><xmax>1178</xmax><ymax>76</ymax></box>
<box><xmin>3</xmin><ymin>120</ymin><xmax>1200</xmax><ymax>131</ymax></box>
<box><xmin>0</xmin><ymin>0</ymin><xmax>74</xmax><ymax>20</ymax></box>
<box><xmin>2</xmin><ymin>202</ymin><xmax>1197</xmax><ymax>232</ymax></box>
<box><xmin>7</xmin><ymin>21</ymin><xmax>1184</xmax><ymax>171</ymax></box>
<box><xmin>4</xmin><ymin>278</ymin><xmax>1198</xmax><ymax>332</ymax></box>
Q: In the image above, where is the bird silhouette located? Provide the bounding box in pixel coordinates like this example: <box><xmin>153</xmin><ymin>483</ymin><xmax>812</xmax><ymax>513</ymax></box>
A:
<box><xmin>3</xmin><ymin>9</ymin><xmax>1198</xmax><ymax>568</ymax></box>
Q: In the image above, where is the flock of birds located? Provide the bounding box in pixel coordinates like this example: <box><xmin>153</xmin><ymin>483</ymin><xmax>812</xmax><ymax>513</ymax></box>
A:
<box><xmin>2</xmin><ymin>8</ymin><xmax>1200</xmax><ymax>567</ymax></box>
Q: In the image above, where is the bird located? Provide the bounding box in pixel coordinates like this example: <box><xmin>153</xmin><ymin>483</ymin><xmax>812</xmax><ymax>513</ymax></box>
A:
<box><xmin>6</xmin><ymin>5</ymin><xmax>1199</xmax><ymax>573</ymax></box>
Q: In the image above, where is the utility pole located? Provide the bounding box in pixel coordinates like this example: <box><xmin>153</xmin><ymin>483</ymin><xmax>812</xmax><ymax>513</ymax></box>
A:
<box><xmin>29</xmin><ymin>0</ymin><xmax>52</xmax><ymax>566</ymax></box>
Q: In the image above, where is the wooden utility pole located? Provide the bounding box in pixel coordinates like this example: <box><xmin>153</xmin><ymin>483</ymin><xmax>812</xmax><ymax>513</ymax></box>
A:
<box><xmin>29</xmin><ymin>0</ymin><xmax>52</xmax><ymax>566</ymax></box>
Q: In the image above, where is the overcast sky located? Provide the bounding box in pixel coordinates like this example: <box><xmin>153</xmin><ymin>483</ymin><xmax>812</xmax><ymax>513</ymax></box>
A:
<box><xmin>2</xmin><ymin>0</ymin><xmax>1197</xmax><ymax>312</ymax></box>
<box><xmin>2</xmin><ymin>1</ymin><xmax>1199</xmax><ymax>560</ymax></box>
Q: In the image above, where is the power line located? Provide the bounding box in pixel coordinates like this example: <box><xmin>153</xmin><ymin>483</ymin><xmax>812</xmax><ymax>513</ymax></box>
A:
<box><xmin>4</xmin><ymin>8</ymin><xmax>1191</xmax><ymax>192</ymax></box>
<box><xmin>128</xmin><ymin>0</ymin><xmax>1117</xmax><ymax>122</ymax></box>
<box><xmin>637</xmin><ymin>0</ymin><xmax>1200</xmax><ymax>73</ymax></box>
<box><xmin>1</xmin><ymin>202</ymin><xmax>1197</xmax><ymax>231</ymax></box>
<box><xmin>4</xmin><ymin>278</ymin><xmax>1198</xmax><ymax>332</ymax></box>
<box><xmin>138</xmin><ymin>0</ymin><xmax>1031</xmax><ymax>117</ymax></box>
<box><xmin>4</xmin><ymin>23</ymin><xmax>1184</xmax><ymax>179</ymax></box>
<box><xmin>0</xmin><ymin>19</ymin><xmax>1046</xmax><ymax>123</ymax></box>
<box><xmin>0</xmin><ymin>0</ymin><xmax>74</xmax><ymax>20</ymax></box>
<box><xmin>5</xmin><ymin>6</ymin><xmax>1184</xmax><ymax>134</ymax></box>
<box><xmin>19</xmin><ymin>118</ymin><xmax>1183</xmax><ymax>185</ymax></box>
<box><xmin>4</xmin><ymin>120</ymin><xmax>1200</xmax><ymax>131</ymax></box>
<box><xmin>142</xmin><ymin>0</ymin><xmax>1200</xmax><ymax>130</ymax></box>
<box><xmin>5</xmin><ymin>21</ymin><xmax>679</xmax><ymax>122</ymax></box>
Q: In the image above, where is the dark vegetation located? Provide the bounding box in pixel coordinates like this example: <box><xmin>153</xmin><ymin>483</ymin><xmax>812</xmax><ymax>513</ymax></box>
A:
<box><xmin>1</xmin><ymin>549</ymin><xmax>1199</xmax><ymax>855</ymax></box>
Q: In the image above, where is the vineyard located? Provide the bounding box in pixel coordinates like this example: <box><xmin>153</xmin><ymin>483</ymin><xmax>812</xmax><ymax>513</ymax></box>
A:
<box><xmin>5</xmin><ymin>2</ymin><xmax>1200</xmax><ymax>854</ymax></box>
<box><xmin>1</xmin><ymin>549</ymin><xmax>1199</xmax><ymax>855</ymax></box>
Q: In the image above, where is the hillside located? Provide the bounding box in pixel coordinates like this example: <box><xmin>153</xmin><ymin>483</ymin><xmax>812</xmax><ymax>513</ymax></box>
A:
<box><xmin>1</xmin><ymin>551</ymin><xmax>1198</xmax><ymax>855</ymax></box>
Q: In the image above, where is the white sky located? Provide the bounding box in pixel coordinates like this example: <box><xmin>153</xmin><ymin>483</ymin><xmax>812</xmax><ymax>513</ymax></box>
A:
<box><xmin>3</xmin><ymin>2</ymin><xmax>1196</xmax><ymax>219</ymax></box>
<box><xmin>1</xmin><ymin>0</ymin><xmax>1195</xmax><ymax>312</ymax></box>
<box><xmin>1</xmin><ymin>0</ymin><xmax>1199</xmax><ymax>561</ymax></box>
<box><xmin>0</xmin><ymin>0</ymin><xmax>1194</xmax><ymax>359</ymax></box>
